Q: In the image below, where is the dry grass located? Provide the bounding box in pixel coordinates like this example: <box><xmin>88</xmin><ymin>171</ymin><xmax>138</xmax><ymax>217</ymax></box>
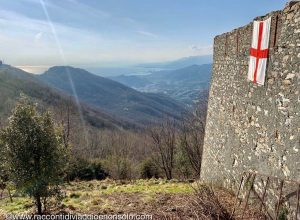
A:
<box><xmin>190</xmin><ymin>183</ymin><xmax>232</xmax><ymax>219</ymax></box>
<box><xmin>0</xmin><ymin>179</ymin><xmax>261</xmax><ymax>219</ymax></box>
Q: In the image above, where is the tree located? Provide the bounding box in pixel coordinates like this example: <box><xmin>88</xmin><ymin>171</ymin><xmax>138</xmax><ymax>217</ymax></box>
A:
<box><xmin>0</xmin><ymin>139</ymin><xmax>9</xmax><ymax>200</ymax></box>
<box><xmin>179</xmin><ymin>113</ymin><xmax>205</xmax><ymax>178</ymax></box>
<box><xmin>179</xmin><ymin>89</ymin><xmax>208</xmax><ymax>178</ymax></box>
<box><xmin>0</xmin><ymin>96</ymin><xmax>67</xmax><ymax>214</ymax></box>
<box><xmin>149</xmin><ymin>120</ymin><xmax>177</xmax><ymax>180</ymax></box>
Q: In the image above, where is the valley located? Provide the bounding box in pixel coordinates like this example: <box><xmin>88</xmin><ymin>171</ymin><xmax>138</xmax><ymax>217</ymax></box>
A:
<box><xmin>111</xmin><ymin>64</ymin><xmax>212</xmax><ymax>106</ymax></box>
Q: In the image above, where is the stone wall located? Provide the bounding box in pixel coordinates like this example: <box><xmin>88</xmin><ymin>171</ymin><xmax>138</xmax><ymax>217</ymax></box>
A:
<box><xmin>201</xmin><ymin>2</ymin><xmax>300</xmax><ymax>189</ymax></box>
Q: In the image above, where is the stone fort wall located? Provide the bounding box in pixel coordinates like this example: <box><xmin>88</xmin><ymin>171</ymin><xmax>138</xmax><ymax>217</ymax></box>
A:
<box><xmin>201</xmin><ymin>2</ymin><xmax>300</xmax><ymax>188</ymax></box>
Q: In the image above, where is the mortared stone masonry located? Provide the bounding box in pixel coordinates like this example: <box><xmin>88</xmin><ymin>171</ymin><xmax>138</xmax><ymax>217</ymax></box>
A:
<box><xmin>201</xmin><ymin>2</ymin><xmax>300</xmax><ymax>189</ymax></box>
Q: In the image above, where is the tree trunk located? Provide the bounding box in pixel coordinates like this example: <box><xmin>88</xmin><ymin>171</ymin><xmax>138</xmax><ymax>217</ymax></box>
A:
<box><xmin>7</xmin><ymin>188</ymin><xmax>13</xmax><ymax>202</ymax></box>
<box><xmin>43</xmin><ymin>197</ymin><xmax>47</xmax><ymax>213</ymax></box>
<box><xmin>36</xmin><ymin>196</ymin><xmax>42</xmax><ymax>215</ymax></box>
<box><xmin>166</xmin><ymin>168</ymin><xmax>172</xmax><ymax>180</ymax></box>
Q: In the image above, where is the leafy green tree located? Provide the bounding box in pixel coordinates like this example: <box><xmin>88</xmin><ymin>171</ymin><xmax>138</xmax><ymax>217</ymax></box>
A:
<box><xmin>0</xmin><ymin>96</ymin><xmax>67</xmax><ymax>214</ymax></box>
<box><xmin>0</xmin><ymin>138</ymin><xmax>9</xmax><ymax>199</ymax></box>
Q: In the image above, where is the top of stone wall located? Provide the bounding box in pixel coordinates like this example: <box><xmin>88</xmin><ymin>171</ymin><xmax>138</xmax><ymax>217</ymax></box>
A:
<box><xmin>212</xmin><ymin>1</ymin><xmax>300</xmax><ymax>63</ymax></box>
<box><xmin>214</xmin><ymin>1</ymin><xmax>300</xmax><ymax>39</ymax></box>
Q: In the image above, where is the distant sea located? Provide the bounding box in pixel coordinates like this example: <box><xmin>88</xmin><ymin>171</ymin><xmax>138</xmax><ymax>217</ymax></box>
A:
<box><xmin>86</xmin><ymin>66</ymin><xmax>167</xmax><ymax>77</ymax></box>
<box><xmin>17</xmin><ymin>66</ymin><xmax>50</xmax><ymax>74</ymax></box>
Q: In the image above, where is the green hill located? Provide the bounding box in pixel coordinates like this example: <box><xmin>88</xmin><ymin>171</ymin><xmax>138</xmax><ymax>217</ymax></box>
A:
<box><xmin>0</xmin><ymin>64</ymin><xmax>136</xmax><ymax>130</ymax></box>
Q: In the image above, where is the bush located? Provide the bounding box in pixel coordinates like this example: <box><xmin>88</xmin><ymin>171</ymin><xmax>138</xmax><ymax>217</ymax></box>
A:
<box><xmin>175</xmin><ymin>150</ymin><xmax>194</xmax><ymax>179</ymax></box>
<box><xmin>67</xmin><ymin>157</ymin><xmax>108</xmax><ymax>181</ymax></box>
<box><xmin>102</xmin><ymin>155</ymin><xmax>133</xmax><ymax>180</ymax></box>
<box><xmin>140</xmin><ymin>158</ymin><xmax>160</xmax><ymax>179</ymax></box>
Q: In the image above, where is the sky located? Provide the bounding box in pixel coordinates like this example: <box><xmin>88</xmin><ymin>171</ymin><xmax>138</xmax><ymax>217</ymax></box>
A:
<box><xmin>0</xmin><ymin>0</ymin><xmax>287</xmax><ymax>73</ymax></box>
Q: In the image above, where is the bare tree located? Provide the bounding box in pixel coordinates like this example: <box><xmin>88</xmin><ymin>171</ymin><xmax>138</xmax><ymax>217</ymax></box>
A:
<box><xmin>58</xmin><ymin>97</ymin><xmax>72</xmax><ymax>148</ymax></box>
<box><xmin>149</xmin><ymin>120</ymin><xmax>177</xmax><ymax>180</ymax></box>
<box><xmin>179</xmin><ymin>89</ymin><xmax>208</xmax><ymax>178</ymax></box>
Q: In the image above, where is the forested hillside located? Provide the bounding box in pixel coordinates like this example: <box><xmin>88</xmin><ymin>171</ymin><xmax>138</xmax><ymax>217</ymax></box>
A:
<box><xmin>40</xmin><ymin>66</ymin><xmax>186</xmax><ymax>125</ymax></box>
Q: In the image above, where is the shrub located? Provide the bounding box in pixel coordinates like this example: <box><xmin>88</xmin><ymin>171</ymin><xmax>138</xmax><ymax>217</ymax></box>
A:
<box><xmin>102</xmin><ymin>155</ymin><xmax>133</xmax><ymax>180</ymax></box>
<box><xmin>67</xmin><ymin>157</ymin><xmax>108</xmax><ymax>181</ymax></box>
<box><xmin>175</xmin><ymin>150</ymin><xmax>194</xmax><ymax>179</ymax></box>
<box><xmin>140</xmin><ymin>158</ymin><xmax>160</xmax><ymax>179</ymax></box>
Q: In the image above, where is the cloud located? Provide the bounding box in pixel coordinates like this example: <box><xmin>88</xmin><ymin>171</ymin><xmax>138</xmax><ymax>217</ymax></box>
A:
<box><xmin>0</xmin><ymin>9</ymin><xmax>108</xmax><ymax>65</ymax></box>
<box><xmin>136</xmin><ymin>30</ymin><xmax>158</xmax><ymax>39</ymax></box>
<box><xmin>64</xmin><ymin>0</ymin><xmax>111</xmax><ymax>18</ymax></box>
<box><xmin>34</xmin><ymin>32</ymin><xmax>43</xmax><ymax>42</ymax></box>
<box><xmin>189</xmin><ymin>45</ymin><xmax>213</xmax><ymax>55</ymax></box>
<box><xmin>0</xmin><ymin>4</ymin><xmax>210</xmax><ymax>68</ymax></box>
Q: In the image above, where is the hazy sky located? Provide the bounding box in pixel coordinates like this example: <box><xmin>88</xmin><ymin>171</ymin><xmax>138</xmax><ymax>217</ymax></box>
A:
<box><xmin>0</xmin><ymin>0</ymin><xmax>286</xmax><ymax>73</ymax></box>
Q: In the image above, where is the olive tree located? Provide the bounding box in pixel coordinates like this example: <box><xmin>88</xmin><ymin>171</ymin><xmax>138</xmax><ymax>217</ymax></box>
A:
<box><xmin>0</xmin><ymin>96</ymin><xmax>67</xmax><ymax>214</ymax></box>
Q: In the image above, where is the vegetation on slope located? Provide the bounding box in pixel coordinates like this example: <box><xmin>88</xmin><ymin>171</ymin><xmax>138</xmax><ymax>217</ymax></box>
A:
<box><xmin>0</xmin><ymin>65</ymin><xmax>137</xmax><ymax>130</ymax></box>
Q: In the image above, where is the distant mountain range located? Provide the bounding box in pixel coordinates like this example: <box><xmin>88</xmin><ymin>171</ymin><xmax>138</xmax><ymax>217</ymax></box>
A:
<box><xmin>86</xmin><ymin>55</ymin><xmax>213</xmax><ymax>77</ymax></box>
<box><xmin>0</xmin><ymin>58</ymin><xmax>210</xmax><ymax>129</ymax></box>
<box><xmin>39</xmin><ymin>66</ymin><xmax>186</xmax><ymax>125</ymax></box>
<box><xmin>111</xmin><ymin>64</ymin><xmax>212</xmax><ymax>106</ymax></box>
<box><xmin>137</xmin><ymin>55</ymin><xmax>212</xmax><ymax>70</ymax></box>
